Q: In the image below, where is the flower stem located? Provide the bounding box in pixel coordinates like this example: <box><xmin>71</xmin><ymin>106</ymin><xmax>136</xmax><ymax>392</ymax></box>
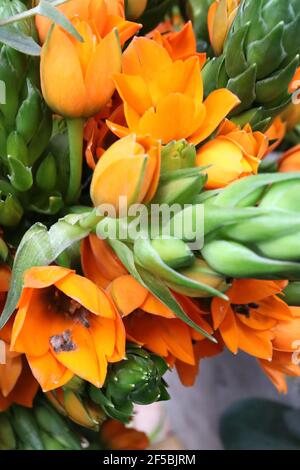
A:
<box><xmin>66</xmin><ymin>118</ymin><xmax>84</xmax><ymax>205</ymax></box>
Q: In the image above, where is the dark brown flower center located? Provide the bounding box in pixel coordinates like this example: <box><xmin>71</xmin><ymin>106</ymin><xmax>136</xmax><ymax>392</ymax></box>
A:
<box><xmin>232</xmin><ymin>303</ymin><xmax>259</xmax><ymax>318</ymax></box>
<box><xmin>48</xmin><ymin>287</ymin><xmax>91</xmax><ymax>329</ymax></box>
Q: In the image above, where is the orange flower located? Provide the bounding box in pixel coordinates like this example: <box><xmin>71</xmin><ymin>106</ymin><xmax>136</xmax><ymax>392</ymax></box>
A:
<box><xmin>0</xmin><ymin>266</ymin><xmax>38</xmax><ymax>411</ymax></box>
<box><xmin>100</xmin><ymin>419</ymin><xmax>149</xmax><ymax>450</ymax></box>
<box><xmin>90</xmin><ymin>134</ymin><xmax>161</xmax><ymax>213</ymax></box>
<box><xmin>40</xmin><ymin>0</ymin><xmax>128</xmax><ymax>118</ymax></box>
<box><xmin>150</xmin><ymin>21</ymin><xmax>206</xmax><ymax>65</ymax></box>
<box><xmin>109</xmin><ymin>274</ymin><xmax>214</xmax><ymax>378</ymax></box>
<box><xmin>84</xmin><ymin>95</ymin><xmax>125</xmax><ymax>169</ymax></box>
<box><xmin>10</xmin><ymin>266</ymin><xmax>125</xmax><ymax>392</ymax></box>
<box><xmin>211</xmin><ymin>279</ymin><xmax>291</xmax><ymax>360</ymax></box>
<box><xmin>265</xmin><ymin>117</ymin><xmax>286</xmax><ymax>153</ymax></box>
<box><xmin>279</xmin><ymin>144</ymin><xmax>300</xmax><ymax>173</ymax></box>
<box><xmin>259</xmin><ymin>307</ymin><xmax>300</xmax><ymax>393</ymax></box>
<box><xmin>279</xmin><ymin>67</ymin><xmax>300</xmax><ymax>131</ymax></box>
<box><xmin>36</xmin><ymin>0</ymin><xmax>139</xmax><ymax>46</ymax></box>
<box><xmin>196</xmin><ymin>120</ymin><xmax>268</xmax><ymax>189</ymax></box>
<box><xmin>109</xmin><ymin>37</ymin><xmax>240</xmax><ymax>144</ymax></box>
<box><xmin>208</xmin><ymin>0</ymin><xmax>240</xmax><ymax>56</ymax></box>
<box><xmin>81</xmin><ymin>234</ymin><xmax>127</xmax><ymax>290</ymax></box>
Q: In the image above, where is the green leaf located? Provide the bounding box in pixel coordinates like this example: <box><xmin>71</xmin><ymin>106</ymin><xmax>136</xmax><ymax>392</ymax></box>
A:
<box><xmin>0</xmin><ymin>0</ymin><xmax>83</xmax><ymax>54</ymax></box>
<box><xmin>220</xmin><ymin>398</ymin><xmax>300</xmax><ymax>450</ymax></box>
<box><xmin>0</xmin><ymin>193</ymin><xmax>23</xmax><ymax>227</ymax></box>
<box><xmin>37</xmin><ymin>1</ymin><xmax>83</xmax><ymax>43</ymax></box>
<box><xmin>8</xmin><ymin>156</ymin><xmax>33</xmax><ymax>192</ymax></box>
<box><xmin>107</xmin><ymin>237</ymin><xmax>216</xmax><ymax>341</ymax></box>
<box><xmin>0</xmin><ymin>27</ymin><xmax>40</xmax><ymax>55</ymax></box>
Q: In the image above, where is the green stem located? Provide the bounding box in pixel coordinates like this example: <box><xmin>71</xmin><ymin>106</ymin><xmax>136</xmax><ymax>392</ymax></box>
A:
<box><xmin>66</xmin><ymin>118</ymin><xmax>84</xmax><ymax>205</ymax></box>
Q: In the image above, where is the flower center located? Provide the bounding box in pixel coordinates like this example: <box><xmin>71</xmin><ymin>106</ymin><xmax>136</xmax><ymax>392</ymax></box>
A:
<box><xmin>48</xmin><ymin>287</ymin><xmax>91</xmax><ymax>329</ymax></box>
<box><xmin>232</xmin><ymin>303</ymin><xmax>259</xmax><ymax>318</ymax></box>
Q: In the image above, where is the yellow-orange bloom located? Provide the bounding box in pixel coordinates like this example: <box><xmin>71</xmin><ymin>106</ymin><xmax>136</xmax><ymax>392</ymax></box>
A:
<box><xmin>90</xmin><ymin>134</ymin><xmax>161</xmax><ymax>212</ymax></box>
<box><xmin>100</xmin><ymin>419</ymin><xmax>149</xmax><ymax>450</ymax></box>
<box><xmin>208</xmin><ymin>0</ymin><xmax>240</xmax><ymax>56</ymax></box>
<box><xmin>40</xmin><ymin>0</ymin><xmax>128</xmax><ymax>118</ymax></box>
<box><xmin>109</xmin><ymin>37</ymin><xmax>240</xmax><ymax>144</ymax></box>
<box><xmin>259</xmin><ymin>307</ymin><xmax>300</xmax><ymax>393</ymax></box>
<box><xmin>211</xmin><ymin>279</ymin><xmax>291</xmax><ymax>360</ymax></box>
<box><xmin>196</xmin><ymin>120</ymin><xmax>268</xmax><ymax>189</ymax></box>
<box><xmin>279</xmin><ymin>144</ymin><xmax>300</xmax><ymax>173</ymax></box>
<box><xmin>150</xmin><ymin>21</ymin><xmax>206</xmax><ymax>65</ymax></box>
<box><xmin>36</xmin><ymin>0</ymin><xmax>139</xmax><ymax>46</ymax></box>
<box><xmin>11</xmin><ymin>266</ymin><xmax>125</xmax><ymax>392</ymax></box>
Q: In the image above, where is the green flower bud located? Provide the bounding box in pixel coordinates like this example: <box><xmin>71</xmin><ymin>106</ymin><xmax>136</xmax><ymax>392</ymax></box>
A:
<box><xmin>151</xmin><ymin>237</ymin><xmax>195</xmax><ymax>270</ymax></box>
<box><xmin>36</xmin><ymin>153</ymin><xmax>57</xmax><ymax>192</ymax></box>
<box><xmin>16</xmin><ymin>80</ymin><xmax>42</xmax><ymax>144</ymax></box>
<box><xmin>0</xmin><ymin>193</ymin><xmax>23</xmax><ymax>227</ymax></box>
<box><xmin>0</xmin><ymin>413</ymin><xmax>16</xmax><ymax>450</ymax></box>
<box><xmin>281</xmin><ymin>282</ymin><xmax>300</xmax><ymax>306</ymax></box>
<box><xmin>7</xmin><ymin>130</ymin><xmax>28</xmax><ymax>165</ymax></box>
<box><xmin>161</xmin><ymin>140</ymin><xmax>196</xmax><ymax>173</ymax></box>
<box><xmin>89</xmin><ymin>345</ymin><xmax>169</xmax><ymax>423</ymax></box>
<box><xmin>8</xmin><ymin>156</ymin><xmax>33</xmax><ymax>192</ymax></box>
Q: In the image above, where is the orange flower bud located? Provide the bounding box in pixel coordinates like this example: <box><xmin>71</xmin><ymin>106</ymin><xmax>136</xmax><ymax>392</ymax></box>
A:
<box><xmin>40</xmin><ymin>1</ymin><xmax>124</xmax><ymax>118</ymax></box>
<box><xmin>196</xmin><ymin>120</ymin><xmax>268</xmax><ymax>189</ymax></box>
<box><xmin>279</xmin><ymin>144</ymin><xmax>300</xmax><ymax>173</ymax></box>
<box><xmin>208</xmin><ymin>0</ymin><xmax>240</xmax><ymax>56</ymax></box>
<box><xmin>90</xmin><ymin>134</ymin><xmax>161</xmax><ymax>213</ymax></box>
<box><xmin>126</xmin><ymin>0</ymin><xmax>148</xmax><ymax>20</ymax></box>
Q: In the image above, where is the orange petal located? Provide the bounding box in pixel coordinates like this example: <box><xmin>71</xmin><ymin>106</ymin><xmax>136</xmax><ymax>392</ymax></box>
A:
<box><xmin>114</xmin><ymin>73</ymin><xmax>153</xmax><ymax>115</ymax></box>
<box><xmin>81</xmin><ymin>237</ymin><xmax>111</xmax><ymax>289</ymax></box>
<box><xmin>84</xmin><ymin>29</ymin><xmax>122</xmax><ymax>117</ymax></box>
<box><xmin>141</xmin><ymin>294</ymin><xmax>175</xmax><ymax>319</ymax></box>
<box><xmin>23</xmin><ymin>266</ymin><xmax>72</xmax><ymax>289</ymax></box>
<box><xmin>52</xmin><ymin>324</ymin><xmax>101</xmax><ymax>388</ymax></box>
<box><xmin>8</xmin><ymin>359</ymin><xmax>39</xmax><ymax>407</ymax></box>
<box><xmin>12</xmin><ymin>290</ymin><xmax>54</xmax><ymax>357</ymax></box>
<box><xmin>237</xmin><ymin>323</ymin><xmax>273</xmax><ymax>360</ymax></box>
<box><xmin>55</xmin><ymin>272</ymin><xmax>115</xmax><ymax>318</ymax></box>
<box><xmin>190</xmin><ymin>89</ymin><xmax>240</xmax><ymax>145</ymax></box>
<box><xmin>228</xmin><ymin>279</ymin><xmax>287</xmax><ymax>304</ymax></box>
<box><xmin>122</xmin><ymin>37</ymin><xmax>172</xmax><ymax>80</ymax></box>
<box><xmin>27</xmin><ymin>352</ymin><xmax>72</xmax><ymax>392</ymax></box>
<box><xmin>41</xmin><ymin>26</ymin><xmax>86</xmax><ymax>118</ymax></box>
<box><xmin>138</xmin><ymin>94</ymin><xmax>206</xmax><ymax>143</ymax></box>
<box><xmin>109</xmin><ymin>275</ymin><xmax>148</xmax><ymax>316</ymax></box>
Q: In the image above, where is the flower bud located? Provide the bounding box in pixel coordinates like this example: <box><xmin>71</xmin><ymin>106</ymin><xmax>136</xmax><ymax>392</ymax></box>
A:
<box><xmin>126</xmin><ymin>0</ymin><xmax>148</xmax><ymax>19</ymax></box>
<box><xmin>176</xmin><ymin>259</ymin><xmax>228</xmax><ymax>298</ymax></box>
<box><xmin>91</xmin><ymin>134</ymin><xmax>161</xmax><ymax>214</ymax></box>
<box><xmin>161</xmin><ymin>140</ymin><xmax>196</xmax><ymax>173</ymax></box>
<box><xmin>151</xmin><ymin>238</ymin><xmax>195</xmax><ymax>270</ymax></box>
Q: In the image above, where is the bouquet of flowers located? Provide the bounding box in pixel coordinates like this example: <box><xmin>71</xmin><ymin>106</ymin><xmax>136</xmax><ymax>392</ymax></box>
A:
<box><xmin>1</xmin><ymin>0</ymin><xmax>300</xmax><ymax>450</ymax></box>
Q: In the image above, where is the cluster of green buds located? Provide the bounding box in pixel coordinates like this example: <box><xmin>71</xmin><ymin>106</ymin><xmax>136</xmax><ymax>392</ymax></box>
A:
<box><xmin>0</xmin><ymin>401</ymin><xmax>88</xmax><ymax>450</ymax></box>
<box><xmin>0</xmin><ymin>1</ymin><xmax>69</xmax><ymax>227</ymax></box>
<box><xmin>200</xmin><ymin>173</ymin><xmax>300</xmax><ymax>280</ymax></box>
<box><xmin>89</xmin><ymin>345</ymin><xmax>170</xmax><ymax>424</ymax></box>
<box><xmin>203</xmin><ymin>0</ymin><xmax>300</xmax><ymax>131</ymax></box>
